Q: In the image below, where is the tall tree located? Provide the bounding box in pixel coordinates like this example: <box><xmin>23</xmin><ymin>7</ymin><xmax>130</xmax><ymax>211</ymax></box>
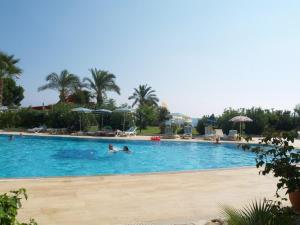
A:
<box><xmin>3</xmin><ymin>77</ymin><xmax>24</xmax><ymax>106</ymax></box>
<box><xmin>83</xmin><ymin>68</ymin><xmax>120</xmax><ymax>105</ymax></box>
<box><xmin>0</xmin><ymin>52</ymin><xmax>22</xmax><ymax>105</ymax></box>
<box><xmin>129</xmin><ymin>84</ymin><xmax>159</xmax><ymax>107</ymax></box>
<box><xmin>38</xmin><ymin>70</ymin><xmax>80</xmax><ymax>102</ymax></box>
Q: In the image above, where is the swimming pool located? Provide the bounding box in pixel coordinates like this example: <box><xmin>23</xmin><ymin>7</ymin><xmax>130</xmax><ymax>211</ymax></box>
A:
<box><xmin>0</xmin><ymin>135</ymin><xmax>256</xmax><ymax>178</ymax></box>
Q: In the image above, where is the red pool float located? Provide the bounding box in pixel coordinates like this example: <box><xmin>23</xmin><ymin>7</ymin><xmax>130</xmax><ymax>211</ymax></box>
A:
<box><xmin>151</xmin><ymin>136</ymin><xmax>161</xmax><ymax>141</ymax></box>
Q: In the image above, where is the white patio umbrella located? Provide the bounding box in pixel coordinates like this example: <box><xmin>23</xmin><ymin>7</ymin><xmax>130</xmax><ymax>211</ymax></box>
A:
<box><xmin>71</xmin><ymin>107</ymin><xmax>92</xmax><ymax>131</ymax></box>
<box><xmin>229</xmin><ymin>115</ymin><xmax>253</xmax><ymax>137</ymax></box>
<box><xmin>114</xmin><ymin>107</ymin><xmax>134</xmax><ymax>131</ymax></box>
<box><xmin>93</xmin><ymin>109</ymin><xmax>112</xmax><ymax>129</ymax></box>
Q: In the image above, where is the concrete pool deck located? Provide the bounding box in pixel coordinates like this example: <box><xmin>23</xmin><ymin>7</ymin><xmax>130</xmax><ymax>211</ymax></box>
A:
<box><xmin>0</xmin><ymin>168</ymin><xmax>280</xmax><ymax>225</ymax></box>
<box><xmin>0</xmin><ymin>131</ymin><xmax>294</xmax><ymax>225</ymax></box>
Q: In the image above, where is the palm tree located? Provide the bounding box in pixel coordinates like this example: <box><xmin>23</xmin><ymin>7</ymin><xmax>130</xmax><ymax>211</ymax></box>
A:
<box><xmin>38</xmin><ymin>70</ymin><xmax>80</xmax><ymax>102</ymax></box>
<box><xmin>0</xmin><ymin>52</ymin><xmax>22</xmax><ymax>105</ymax></box>
<box><xmin>129</xmin><ymin>84</ymin><xmax>159</xmax><ymax>107</ymax></box>
<box><xmin>83</xmin><ymin>68</ymin><xmax>120</xmax><ymax>105</ymax></box>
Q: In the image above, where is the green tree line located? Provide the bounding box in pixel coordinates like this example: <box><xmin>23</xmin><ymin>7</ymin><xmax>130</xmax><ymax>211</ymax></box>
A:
<box><xmin>197</xmin><ymin>107</ymin><xmax>299</xmax><ymax>136</ymax></box>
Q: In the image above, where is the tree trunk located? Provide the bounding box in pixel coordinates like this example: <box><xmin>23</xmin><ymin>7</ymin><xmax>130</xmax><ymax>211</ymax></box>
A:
<box><xmin>97</xmin><ymin>93</ymin><xmax>103</xmax><ymax>105</ymax></box>
<box><xmin>59</xmin><ymin>90</ymin><xmax>67</xmax><ymax>103</ymax></box>
<box><xmin>0</xmin><ymin>78</ymin><xmax>3</xmax><ymax>106</ymax></box>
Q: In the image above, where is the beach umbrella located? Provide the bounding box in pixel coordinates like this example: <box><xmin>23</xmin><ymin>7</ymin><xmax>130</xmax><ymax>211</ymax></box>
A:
<box><xmin>93</xmin><ymin>109</ymin><xmax>112</xmax><ymax>129</ymax></box>
<box><xmin>229</xmin><ymin>115</ymin><xmax>253</xmax><ymax>137</ymax></box>
<box><xmin>114</xmin><ymin>107</ymin><xmax>134</xmax><ymax>131</ymax></box>
<box><xmin>0</xmin><ymin>106</ymin><xmax>8</xmax><ymax>112</ymax></box>
<box><xmin>71</xmin><ymin>107</ymin><xmax>92</xmax><ymax>131</ymax></box>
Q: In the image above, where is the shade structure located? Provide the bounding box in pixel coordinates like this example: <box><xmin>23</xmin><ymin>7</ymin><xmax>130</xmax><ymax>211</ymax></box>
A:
<box><xmin>0</xmin><ymin>106</ymin><xmax>8</xmax><ymax>112</ymax></box>
<box><xmin>229</xmin><ymin>116</ymin><xmax>253</xmax><ymax>123</ymax></box>
<box><xmin>93</xmin><ymin>109</ymin><xmax>112</xmax><ymax>114</ymax></box>
<box><xmin>229</xmin><ymin>115</ymin><xmax>253</xmax><ymax>137</ymax></box>
<box><xmin>93</xmin><ymin>109</ymin><xmax>112</xmax><ymax>129</ymax></box>
<box><xmin>169</xmin><ymin>113</ymin><xmax>192</xmax><ymax>125</ymax></box>
<box><xmin>114</xmin><ymin>107</ymin><xmax>134</xmax><ymax>131</ymax></box>
<box><xmin>71</xmin><ymin>107</ymin><xmax>92</xmax><ymax>131</ymax></box>
<box><xmin>71</xmin><ymin>107</ymin><xmax>92</xmax><ymax>113</ymax></box>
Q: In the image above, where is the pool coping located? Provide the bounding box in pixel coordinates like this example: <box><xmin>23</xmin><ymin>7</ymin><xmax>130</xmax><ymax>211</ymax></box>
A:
<box><xmin>0</xmin><ymin>130</ymin><xmax>258</xmax><ymax>144</ymax></box>
<box><xmin>0</xmin><ymin>166</ymin><xmax>257</xmax><ymax>181</ymax></box>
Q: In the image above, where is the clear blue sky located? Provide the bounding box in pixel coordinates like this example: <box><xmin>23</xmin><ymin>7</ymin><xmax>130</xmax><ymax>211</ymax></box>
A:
<box><xmin>1</xmin><ymin>0</ymin><xmax>300</xmax><ymax>117</ymax></box>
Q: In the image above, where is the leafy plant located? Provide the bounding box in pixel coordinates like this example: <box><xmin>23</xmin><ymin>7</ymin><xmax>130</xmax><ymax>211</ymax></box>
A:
<box><xmin>222</xmin><ymin>200</ymin><xmax>295</xmax><ymax>225</ymax></box>
<box><xmin>0</xmin><ymin>51</ymin><xmax>22</xmax><ymax>105</ymax></box>
<box><xmin>0</xmin><ymin>188</ymin><xmax>37</xmax><ymax>225</ymax></box>
<box><xmin>135</xmin><ymin>104</ymin><xmax>158</xmax><ymax>132</ymax></box>
<box><xmin>84</xmin><ymin>68</ymin><xmax>120</xmax><ymax>105</ymax></box>
<box><xmin>242</xmin><ymin>132</ymin><xmax>300</xmax><ymax>198</ymax></box>
<box><xmin>38</xmin><ymin>70</ymin><xmax>80</xmax><ymax>102</ymax></box>
<box><xmin>128</xmin><ymin>84</ymin><xmax>159</xmax><ymax>107</ymax></box>
<box><xmin>2</xmin><ymin>77</ymin><xmax>24</xmax><ymax>106</ymax></box>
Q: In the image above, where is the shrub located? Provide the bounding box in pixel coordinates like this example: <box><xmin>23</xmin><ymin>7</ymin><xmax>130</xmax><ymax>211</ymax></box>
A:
<box><xmin>222</xmin><ymin>199</ymin><xmax>295</xmax><ymax>225</ymax></box>
<box><xmin>242</xmin><ymin>132</ymin><xmax>300</xmax><ymax>198</ymax></box>
<box><xmin>17</xmin><ymin>109</ymin><xmax>48</xmax><ymax>128</ymax></box>
<box><xmin>46</xmin><ymin>103</ymin><xmax>97</xmax><ymax>131</ymax></box>
<box><xmin>0</xmin><ymin>111</ymin><xmax>19</xmax><ymax>128</ymax></box>
<box><xmin>110</xmin><ymin>112</ymin><xmax>134</xmax><ymax>130</ymax></box>
<box><xmin>0</xmin><ymin>188</ymin><xmax>37</xmax><ymax>225</ymax></box>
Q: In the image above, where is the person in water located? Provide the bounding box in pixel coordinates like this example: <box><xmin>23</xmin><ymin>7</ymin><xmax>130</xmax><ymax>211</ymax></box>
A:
<box><xmin>9</xmin><ymin>135</ymin><xmax>15</xmax><ymax>141</ymax></box>
<box><xmin>108</xmin><ymin>144</ymin><xmax>117</xmax><ymax>153</ymax></box>
<box><xmin>123</xmin><ymin>146</ymin><xmax>131</xmax><ymax>153</ymax></box>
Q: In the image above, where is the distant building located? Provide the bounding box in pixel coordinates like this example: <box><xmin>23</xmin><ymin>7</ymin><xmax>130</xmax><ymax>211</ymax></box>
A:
<box><xmin>165</xmin><ymin>113</ymin><xmax>193</xmax><ymax>126</ymax></box>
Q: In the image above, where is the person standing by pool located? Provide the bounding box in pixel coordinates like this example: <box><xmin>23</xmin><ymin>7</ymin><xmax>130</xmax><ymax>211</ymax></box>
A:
<box><xmin>214</xmin><ymin>136</ymin><xmax>221</xmax><ymax>144</ymax></box>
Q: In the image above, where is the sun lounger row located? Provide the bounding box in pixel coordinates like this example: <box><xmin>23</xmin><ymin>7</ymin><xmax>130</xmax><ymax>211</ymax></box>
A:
<box><xmin>204</xmin><ymin>128</ymin><xmax>238</xmax><ymax>141</ymax></box>
<box><xmin>72</xmin><ymin>127</ymin><xmax>137</xmax><ymax>137</ymax></box>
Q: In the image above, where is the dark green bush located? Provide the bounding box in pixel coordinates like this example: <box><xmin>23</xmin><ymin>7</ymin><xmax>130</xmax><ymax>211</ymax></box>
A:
<box><xmin>110</xmin><ymin>112</ymin><xmax>134</xmax><ymax>130</ymax></box>
<box><xmin>17</xmin><ymin>109</ymin><xmax>48</xmax><ymax>128</ymax></box>
<box><xmin>0</xmin><ymin>188</ymin><xmax>37</xmax><ymax>225</ymax></box>
<box><xmin>46</xmin><ymin>103</ymin><xmax>97</xmax><ymax>131</ymax></box>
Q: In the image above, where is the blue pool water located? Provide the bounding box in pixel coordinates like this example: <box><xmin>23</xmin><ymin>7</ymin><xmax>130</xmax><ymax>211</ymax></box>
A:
<box><xmin>0</xmin><ymin>135</ymin><xmax>256</xmax><ymax>178</ymax></box>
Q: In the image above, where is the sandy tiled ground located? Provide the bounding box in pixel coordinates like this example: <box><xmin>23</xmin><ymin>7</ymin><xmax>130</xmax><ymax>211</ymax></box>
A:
<box><xmin>0</xmin><ymin>168</ymin><xmax>279</xmax><ymax>225</ymax></box>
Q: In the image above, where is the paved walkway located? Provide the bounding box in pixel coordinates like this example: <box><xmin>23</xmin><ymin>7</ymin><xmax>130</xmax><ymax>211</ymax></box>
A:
<box><xmin>0</xmin><ymin>168</ymin><xmax>280</xmax><ymax>225</ymax></box>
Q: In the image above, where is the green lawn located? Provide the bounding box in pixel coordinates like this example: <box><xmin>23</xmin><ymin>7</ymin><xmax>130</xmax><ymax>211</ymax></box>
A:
<box><xmin>137</xmin><ymin>126</ymin><xmax>199</xmax><ymax>136</ymax></box>
<box><xmin>137</xmin><ymin>126</ymin><xmax>161</xmax><ymax>136</ymax></box>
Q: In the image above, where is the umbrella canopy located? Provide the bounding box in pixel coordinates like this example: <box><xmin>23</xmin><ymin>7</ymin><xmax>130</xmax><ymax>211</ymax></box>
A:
<box><xmin>0</xmin><ymin>106</ymin><xmax>8</xmax><ymax>112</ymax></box>
<box><xmin>229</xmin><ymin>115</ymin><xmax>253</xmax><ymax>137</ymax></box>
<box><xmin>71</xmin><ymin>107</ymin><xmax>92</xmax><ymax>131</ymax></box>
<box><xmin>93</xmin><ymin>109</ymin><xmax>112</xmax><ymax>114</ymax></box>
<box><xmin>71</xmin><ymin>107</ymin><xmax>92</xmax><ymax>113</ymax></box>
<box><xmin>93</xmin><ymin>109</ymin><xmax>112</xmax><ymax>129</ymax></box>
<box><xmin>114</xmin><ymin>108</ymin><xmax>134</xmax><ymax>131</ymax></box>
<box><xmin>169</xmin><ymin>113</ymin><xmax>192</xmax><ymax>125</ymax></box>
<box><xmin>229</xmin><ymin>116</ymin><xmax>253</xmax><ymax>123</ymax></box>
<box><xmin>114</xmin><ymin>107</ymin><xmax>133</xmax><ymax>113</ymax></box>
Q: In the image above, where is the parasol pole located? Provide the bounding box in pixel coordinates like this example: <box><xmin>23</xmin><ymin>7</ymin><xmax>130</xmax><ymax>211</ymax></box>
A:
<box><xmin>240</xmin><ymin>121</ymin><xmax>242</xmax><ymax>137</ymax></box>
<box><xmin>123</xmin><ymin>112</ymin><xmax>126</xmax><ymax>131</ymax></box>
<box><xmin>79</xmin><ymin>114</ymin><xmax>82</xmax><ymax>132</ymax></box>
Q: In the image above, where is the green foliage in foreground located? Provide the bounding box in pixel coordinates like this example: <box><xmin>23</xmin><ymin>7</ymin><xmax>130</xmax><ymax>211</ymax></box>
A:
<box><xmin>0</xmin><ymin>188</ymin><xmax>37</xmax><ymax>225</ymax></box>
<box><xmin>223</xmin><ymin>200</ymin><xmax>295</xmax><ymax>225</ymax></box>
<box><xmin>242</xmin><ymin>133</ymin><xmax>300</xmax><ymax>198</ymax></box>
